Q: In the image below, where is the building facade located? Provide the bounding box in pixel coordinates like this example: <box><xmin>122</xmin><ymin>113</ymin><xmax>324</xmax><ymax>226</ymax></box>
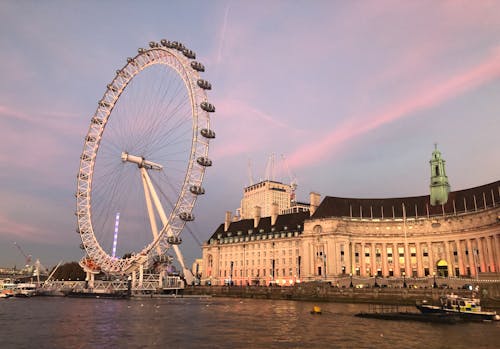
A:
<box><xmin>303</xmin><ymin>181</ymin><xmax>499</xmax><ymax>280</ymax></box>
<box><xmin>201</xmin><ymin>150</ymin><xmax>500</xmax><ymax>285</ymax></box>
<box><xmin>239</xmin><ymin>180</ymin><xmax>294</xmax><ymax>219</ymax></box>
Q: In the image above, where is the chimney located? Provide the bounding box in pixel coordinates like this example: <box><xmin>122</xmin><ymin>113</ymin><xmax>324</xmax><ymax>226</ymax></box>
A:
<box><xmin>253</xmin><ymin>206</ymin><xmax>261</xmax><ymax>228</ymax></box>
<box><xmin>310</xmin><ymin>192</ymin><xmax>321</xmax><ymax>216</ymax></box>
<box><xmin>271</xmin><ymin>202</ymin><xmax>279</xmax><ymax>226</ymax></box>
<box><xmin>224</xmin><ymin>211</ymin><xmax>232</xmax><ymax>231</ymax></box>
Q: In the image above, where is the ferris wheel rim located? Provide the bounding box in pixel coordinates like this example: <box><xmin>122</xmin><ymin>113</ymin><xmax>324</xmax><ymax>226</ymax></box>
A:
<box><xmin>75</xmin><ymin>41</ymin><xmax>214</xmax><ymax>274</ymax></box>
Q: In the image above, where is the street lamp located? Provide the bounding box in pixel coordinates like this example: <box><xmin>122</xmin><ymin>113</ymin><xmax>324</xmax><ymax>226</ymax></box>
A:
<box><xmin>402</xmin><ymin>271</ymin><xmax>407</xmax><ymax>288</ymax></box>
<box><xmin>433</xmin><ymin>272</ymin><xmax>437</xmax><ymax>288</ymax></box>
<box><xmin>230</xmin><ymin>261</ymin><xmax>234</xmax><ymax>286</ymax></box>
<box><xmin>323</xmin><ymin>254</ymin><xmax>327</xmax><ymax>279</ymax></box>
<box><xmin>349</xmin><ymin>273</ymin><xmax>353</xmax><ymax>288</ymax></box>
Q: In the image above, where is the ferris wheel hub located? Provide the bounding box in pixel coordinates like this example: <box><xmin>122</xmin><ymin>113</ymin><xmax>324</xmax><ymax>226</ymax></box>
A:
<box><xmin>121</xmin><ymin>152</ymin><xmax>163</xmax><ymax>170</ymax></box>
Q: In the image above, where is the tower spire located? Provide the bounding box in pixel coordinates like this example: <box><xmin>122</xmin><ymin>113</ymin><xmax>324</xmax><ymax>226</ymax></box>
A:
<box><xmin>429</xmin><ymin>144</ymin><xmax>450</xmax><ymax>206</ymax></box>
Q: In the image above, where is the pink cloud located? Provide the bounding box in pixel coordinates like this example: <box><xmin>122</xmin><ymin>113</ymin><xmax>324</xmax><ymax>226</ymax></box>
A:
<box><xmin>211</xmin><ymin>98</ymin><xmax>303</xmax><ymax>159</ymax></box>
<box><xmin>0</xmin><ymin>213</ymin><xmax>43</xmax><ymax>241</ymax></box>
<box><xmin>287</xmin><ymin>46</ymin><xmax>500</xmax><ymax>169</ymax></box>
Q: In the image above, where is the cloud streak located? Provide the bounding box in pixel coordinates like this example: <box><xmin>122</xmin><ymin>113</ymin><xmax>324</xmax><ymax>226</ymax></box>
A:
<box><xmin>287</xmin><ymin>46</ymin><xmax>500</xmax><ymax>169</ymax></box>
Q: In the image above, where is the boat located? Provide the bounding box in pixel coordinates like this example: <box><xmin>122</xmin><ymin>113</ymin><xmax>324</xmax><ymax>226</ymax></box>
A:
<box><xmin>1</xmin><ymin>282</ymin><xmax>16</xmax><ymax>298</ymax></box>
<box><xmin>14</xmin><ymin>283</ymin><xmax>37</xmax><ymax>297</ymax></box>
<box><xmin>310</xmin><ymin>305</ymin><xmax>322</xmax><ymax>314</ymax></box>
<box><xmin>0</xmin><ymin>289</ymin><xmax>14</xmax><ymax>298</ymax></box>
<box><xmin>355</xmin><ymin>311</ymin><xmax>461</xmax><ymax>324</ymax></box>
<box><xmin>416</xmin><ymin>294</ymin><xmax>500</xmax><ymax>322</ymax></box>
<box><xmin>65</xmin><ymin>290</ymin><xmax>130</xmax><ymax>299</ymax></box>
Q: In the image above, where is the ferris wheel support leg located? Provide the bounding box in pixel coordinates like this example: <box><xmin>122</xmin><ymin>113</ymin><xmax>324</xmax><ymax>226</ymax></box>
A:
<box><xmin>159</xmin><ymin>270</ymin><xmax>164</xmax><ymax>288</ymax></box>
<box><xmin>86</xmin><ymin>272</ymin><xmax>94</xmax><ymax>289</ymax></box>
<box><xmin>140</xmin><ymin>168</ymin><xmax>163</xmax><ymax>256</ymax></box>
<box><xmin>139</xmin><ymin>264</ymin><xmax>144</xmax><ymax>289</ymax></box>
<box><xmin>172</xmin><ymin>244</ymin><xmax>194</xmax><ymax>285</ymax></box>
<box><xmin>141</xmin><ymin>168</ymin><xmax>192</xmax><ymax>280</ymax></box>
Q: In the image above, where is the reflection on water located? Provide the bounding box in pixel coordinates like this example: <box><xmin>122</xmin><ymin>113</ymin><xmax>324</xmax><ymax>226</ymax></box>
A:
<box><xmin>1</xmin><ymin>297</ymin><xmax>499</xmax><ymax>348</ymax></box>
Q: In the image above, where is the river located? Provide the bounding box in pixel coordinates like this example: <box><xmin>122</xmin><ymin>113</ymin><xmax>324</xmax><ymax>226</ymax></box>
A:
<box><xmin>1</xmin><ymin>297</ymin><xmax>499</xmax><ymax>348</ymax></box>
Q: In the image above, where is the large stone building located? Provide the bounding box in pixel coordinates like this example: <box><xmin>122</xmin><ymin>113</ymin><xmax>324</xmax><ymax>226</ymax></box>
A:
<box><xmin>201</xmin><ymin>148</ymin><xmax>500</xmax><ymax>286</ymax></box>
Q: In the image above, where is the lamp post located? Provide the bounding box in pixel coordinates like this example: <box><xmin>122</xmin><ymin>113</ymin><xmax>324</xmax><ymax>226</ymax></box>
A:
<box><xmin>230</xmin><ymin>261</ymin><xmax>233</xmax><ymax>286</ymax></box>
<box><xmin>433</xmin><ymin>272</ymin><xmax>437</xmax><ymax>288</ymax></box>
<box><xmin>402</xmin><ymin>271</ymin><xmax>407</xmax><ymax>288</ymax></box>
<box><xmin>349</xmin><ymin>273</ymin><xmax>353</xmax><ymax>288</ymax></box>
<box><xmin>323</xmin><ymin>254</ymin><xmax>327</xmax><ymax>280</ymax></box>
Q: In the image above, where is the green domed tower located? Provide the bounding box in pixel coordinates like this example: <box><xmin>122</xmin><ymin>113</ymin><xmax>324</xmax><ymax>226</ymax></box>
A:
<box><xmin>429</xmin><ymin>144</ymin><xmax>450</xmax><ymax>206</ymax></box>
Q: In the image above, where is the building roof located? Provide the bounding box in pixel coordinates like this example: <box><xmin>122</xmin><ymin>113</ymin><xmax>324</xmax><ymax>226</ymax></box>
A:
<box><xmin>311</xmin><ymin>180</ymin><xmax>500</xmax><ymax>220</ymax></box>
<box><xmin>208</xmin><ymin>211</ymin><xmax>310</xmax><ymax>241</ymax></box>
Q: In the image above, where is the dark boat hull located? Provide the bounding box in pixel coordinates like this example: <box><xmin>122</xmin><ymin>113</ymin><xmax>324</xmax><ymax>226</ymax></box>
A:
<box><xmin>356</xmin><ymin>312</ymin><xmax>461</xmax><ymax>324</ymax></box>
<box><xmin>66</xmin><ymin>291</ymin><xmax>130</xmax><ymax>299</ymax></box>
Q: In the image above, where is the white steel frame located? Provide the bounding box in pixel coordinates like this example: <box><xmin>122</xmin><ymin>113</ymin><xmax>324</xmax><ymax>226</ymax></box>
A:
<box><xmin>76</xmin><ymin>41</ymin><xmax>213</xmax><ymax>274</ymax></box>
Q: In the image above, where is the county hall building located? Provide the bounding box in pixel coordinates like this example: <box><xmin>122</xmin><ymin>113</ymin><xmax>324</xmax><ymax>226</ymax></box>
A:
<box><xmin>201</xmin><ymin>147</ymin><xmax>500</xmax><ymax>286</ymax></box>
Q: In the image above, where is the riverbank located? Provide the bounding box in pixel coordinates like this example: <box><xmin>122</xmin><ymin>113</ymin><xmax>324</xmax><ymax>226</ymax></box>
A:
<box><xmin>183</xmin><ymin>282</ymin><xmax>500</xmax><ymax>310</ymax></box>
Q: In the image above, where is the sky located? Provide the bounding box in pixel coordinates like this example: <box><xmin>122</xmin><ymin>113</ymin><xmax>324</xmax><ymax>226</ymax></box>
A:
<box><xmin>1</xmin><ymin>0</ymin><xmax>499</xmax><ymax>269</ymax></box>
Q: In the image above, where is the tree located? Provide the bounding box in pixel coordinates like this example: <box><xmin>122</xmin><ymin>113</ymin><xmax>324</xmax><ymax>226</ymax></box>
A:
<box><xmin>51</xmin><ymin>261</ymin><xmax>85</xmax><ymax>281</ymax></box>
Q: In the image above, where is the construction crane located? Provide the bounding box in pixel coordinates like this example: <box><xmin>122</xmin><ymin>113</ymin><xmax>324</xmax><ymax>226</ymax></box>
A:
<box><xmin>281</xmin><ymin>154</ymin><xmax>298</xmax><ymax>200</ymax></box>
<box><xmin>13</xmin><ymin>242</ymin><xmax>32</xmax><ymax>268</ymax></box>
<box><xmin>247</xmin><ymin>159</ymin><xmax>254</xmax><ymax>186</ymax></box>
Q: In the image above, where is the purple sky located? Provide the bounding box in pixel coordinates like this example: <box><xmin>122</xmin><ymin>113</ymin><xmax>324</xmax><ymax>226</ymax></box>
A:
<box><xmin>1</xmin><ymin>1</ymin><xmax>499</xmax><ymax>269</ymax></box>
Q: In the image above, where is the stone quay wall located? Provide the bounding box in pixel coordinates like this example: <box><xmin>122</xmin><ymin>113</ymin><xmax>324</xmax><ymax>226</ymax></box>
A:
<box><xmin>184</xmin><ymin>282</ymin><xmax>500</xmax><ymax>309</ymax></box>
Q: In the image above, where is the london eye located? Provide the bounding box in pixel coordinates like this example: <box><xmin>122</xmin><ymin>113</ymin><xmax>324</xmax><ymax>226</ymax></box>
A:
<box><xmin>75</xmin><ymin>39</ymin><xmax>215</xmax><ymax>275</ymax></box>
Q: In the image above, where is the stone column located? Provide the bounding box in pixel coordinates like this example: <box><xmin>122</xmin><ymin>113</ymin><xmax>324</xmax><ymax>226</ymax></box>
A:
<box><xmin>350</xmin><ymin>241</ymin><xmax>356</xmax><ymax>275</ymax></box>
<box><xmin>404</xmin><ymin>239</ymin><xmax>412</xmax><ymax>277</ymax></box>
<box><xmin>381</xmin><ymin>243</ymin><xmax>388</xmax><ymax>277</ymax></box>
<box><xmin>455</xmin><ymin>240</ymin><xmax>465</xmax><ymax>276</ymax></box>
<box><xmin>360</xmin><ymin>243</ymin><xmax>366</xmax><ymax>276</ymax></box>
<box><xmin>415</xmin><ymin>241</ymin><xmax>423</xmax><ymax>277</ymax></box>
<box><xmin>427</xmin><ymin>241</ymin><xmax>435</xmax><ymax>275</ymax></box>
<box><xmin>479</xmin><ymin>237</ymin><xmax>489</xmax><ymax>273</ymax></box>
<box><xmin>371</xmin><ymin>243</ymin><xmax>377</xmax><ymax>276</ymax></box>
<box><xmin>443</xmin><ymin>241</ymin><xmax>452</xmax><ymax>277</ymax></box>
<box><xmin>476</xmin><ymin>238</ymin><xmax>486</xmax><ymax>273</ymax></box>
<box><xmin>486</xmin><ymin>235</ymin><xmax>496</xmax><ymax>272</ymax></box>
<box><xmin>494</xmin><ymin>235</ymin><xmax>500</xmax><ymax>272</ymax></box>
<box><xmin>466</xmin><ymin>239</ymin><xmax>475</xmax><ymax>277</ymax></box>
<box><xmin>394</xmin><ymin>243</ymin><xmax>401</xmax><ymax>277</ymax></box>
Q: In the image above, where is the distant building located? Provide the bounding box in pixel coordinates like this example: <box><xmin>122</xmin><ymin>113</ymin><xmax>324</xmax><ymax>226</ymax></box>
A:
<box><xmin>201</xmin><ymin>147</ymin><xmax>500</xmax><ymax>286</ymax></box>
<box><xmin>239</xmin><ymin>180</ymin><xmax>295</xmax><ymax>219</ymax></box>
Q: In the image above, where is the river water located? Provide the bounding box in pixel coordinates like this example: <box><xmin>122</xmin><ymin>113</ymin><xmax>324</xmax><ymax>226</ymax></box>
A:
<box><xmin>1</xmin><ymin>297</ymin><xmax>499</xmax><ymax>348</ymax></box>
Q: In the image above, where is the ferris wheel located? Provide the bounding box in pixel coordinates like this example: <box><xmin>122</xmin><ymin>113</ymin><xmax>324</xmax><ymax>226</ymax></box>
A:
<box><xmin>75</xmin><ymin>39</ymin><xmax>216</xmax><ymax>275</ymax></box>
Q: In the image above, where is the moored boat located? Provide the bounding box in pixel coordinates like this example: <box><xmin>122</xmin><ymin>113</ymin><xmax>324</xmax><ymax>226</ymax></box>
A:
<box><xmin>65</xmin><ymin>290</ymin><xmax>130</xmax><ymax>299</ymax></box>
<box><xmin>416</xmin><ymin>294</ymin><xmax>500</xmax><ymax>322</ymax></box>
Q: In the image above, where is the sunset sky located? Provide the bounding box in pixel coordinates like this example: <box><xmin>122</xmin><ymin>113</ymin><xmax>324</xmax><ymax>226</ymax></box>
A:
<box><xmin>1</xmin><ymin>0</ymin><xmax>499</xmax><ymax>268</ymax></box>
